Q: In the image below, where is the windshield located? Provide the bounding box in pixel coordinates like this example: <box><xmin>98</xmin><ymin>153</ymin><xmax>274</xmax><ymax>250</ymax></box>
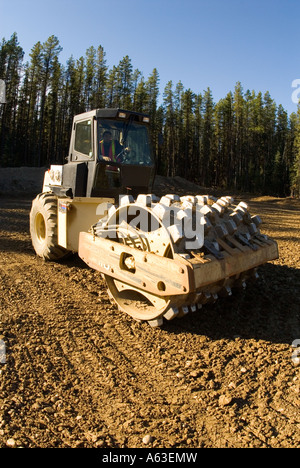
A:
<box><xmin>97</xmin><ymin>118</ymin><xmax>154</xmax><ymax>166</ymax></box>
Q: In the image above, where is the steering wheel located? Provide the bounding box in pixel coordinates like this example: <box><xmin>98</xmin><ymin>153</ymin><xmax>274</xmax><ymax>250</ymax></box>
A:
<box><xmin>116</xmin><ymin>147</ymin><xmax>131</xmax><ymax>163</ymax></box>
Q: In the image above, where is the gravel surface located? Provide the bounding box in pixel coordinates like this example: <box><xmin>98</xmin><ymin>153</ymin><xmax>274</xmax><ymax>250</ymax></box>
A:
<box><xmin>0</xmin><ymin>180</ymin><xmax>299</xmax><ymax>448</ymax></box>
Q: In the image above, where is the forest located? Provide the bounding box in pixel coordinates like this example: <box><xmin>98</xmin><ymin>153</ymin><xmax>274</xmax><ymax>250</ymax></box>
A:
<box><xmin>0</xmin><ymin>32</ymin><xmax>300</xmax><ymax>197</ymax></box>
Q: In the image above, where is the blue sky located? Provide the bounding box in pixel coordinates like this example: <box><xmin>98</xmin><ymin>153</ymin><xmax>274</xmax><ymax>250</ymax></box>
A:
<box><xmin>1</xmin><ymin>0</ymin><xmax>300</xmax><ymax>115</ymax></box>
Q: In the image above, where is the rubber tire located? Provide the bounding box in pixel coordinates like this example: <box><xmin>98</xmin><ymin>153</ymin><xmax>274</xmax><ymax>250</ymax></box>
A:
<box><xmin>30</xmin><ymin>193</ymin><xmax>70</xmax><ymax>261</ymax></box>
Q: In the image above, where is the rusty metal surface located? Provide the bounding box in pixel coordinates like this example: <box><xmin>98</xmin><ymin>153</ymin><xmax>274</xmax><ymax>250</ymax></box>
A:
<box><xmin>78</xmin><ymin>231</ymin><xmax>191</xmax><ymax>297</ymax></box>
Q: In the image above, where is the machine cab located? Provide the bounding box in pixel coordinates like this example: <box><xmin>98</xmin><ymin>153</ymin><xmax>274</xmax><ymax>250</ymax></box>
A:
<box><xmin>65</xmin><ymin>109</ymin><xmax>156</xmax><ymax>199</ymax></box>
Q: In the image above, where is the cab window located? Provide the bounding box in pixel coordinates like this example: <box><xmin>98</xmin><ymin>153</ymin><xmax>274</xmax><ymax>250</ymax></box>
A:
<box><xmin>97</xmin><ymin>119</ymin><xmax>154</xmax><ymax>166</ymax></box>
<box><xmin>74</xmin><ymin>120</ymin><xmax>93</xmax><ymax>158</ymax></box>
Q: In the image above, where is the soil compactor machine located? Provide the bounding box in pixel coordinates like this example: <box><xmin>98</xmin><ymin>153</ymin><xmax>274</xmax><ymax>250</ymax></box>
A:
<box><xmin>30</xmin><ymin>108</ymin><xmax>279</xmax><ymax>327</ymax></box>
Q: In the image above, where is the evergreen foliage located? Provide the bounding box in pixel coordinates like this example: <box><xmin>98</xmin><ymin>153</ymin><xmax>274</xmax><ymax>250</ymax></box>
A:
<box><xmin>0</xmin><ymin>33</ymin><xmax>299</xmax><ymax>197</ymax></box>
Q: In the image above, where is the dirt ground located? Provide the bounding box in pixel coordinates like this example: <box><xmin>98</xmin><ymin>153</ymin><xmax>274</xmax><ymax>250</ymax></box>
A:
<box><xmin>0</xmin><ymin>178</ymin><xmax>299</xmax><ymax>448</ymax></box>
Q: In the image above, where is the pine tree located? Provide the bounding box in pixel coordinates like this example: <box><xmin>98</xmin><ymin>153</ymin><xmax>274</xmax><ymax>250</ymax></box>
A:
<box><xmin>133</xmin><ymin>75</ymin><xmax>147</xmax><ymax>113</ymax></box>
<box><xmin>262</xmin><ymin>91</ymin><xmax>276</xmax><ymax>193</ymax></box>
<box><xmin>93</xmin><ymin>46</ymin><xmax>107</xmax><ymax>109</ymax></box>
<box><xmin>233</xmin><ymin>82</ymin><xmax>245</xmax><ymax>189</ymax></box>
<box><xmin>290</xmin><ymin>106</ymin><xmax>300</xmax><ymax>197</ymax></box>
<box><xmin>0</xmin><ymin>33</ymin><xmax>24</xmax><ymax>165</ymax></box>
<box><xmin>146</xmin><ymin>69</ymin><xmax>160</xmax><ymax>119</ymax></box>
<box><xmin>21</xmin><ymin>41</ymin><xmax>43</xmax><ymax>165</ymax></box>
<box><xmin>273</xmin><ymin>104</ymin><xmax>288</xmax><ymax>195</ymax></box>
<box><xmin>84</xmin><ymin>46</ymin><xmax>97</xmax><ymax>111</ymax></box>
<box><xmin>46</xmin><ymin>55</ymin><xmax>63</xmax><ymax>163</ymax></box>
<box><xmin>132</xmin><ymin>68</ymin><xmax>142</xmax><ymax>109</ymax></box>
<box><xmin>181</xmin><ymin>88</ymin><xmax>195</xmax><ymax>179</ymax></box>
<box><xmin>193</xmin><ymin>93</ymin><xmax>203</xmax><ymax>179</ymax></box>
<box><xmin>162</xmin><ymin>80</ymin><xmax>176</xmax><ymax>176</ymax></box>
<box><xmin>106</xmin><ymin>65</ymin><xmax>118</xmax><ymax>107</ymax></box>
<box><xmin>201</xmin><ymin>88</ymin><xmax>215</xmax><ymax>187</ymax></box>
<box><xmin>15</xmin><ymin>65</ymin><xmax>30</xmax><ymax>164</ymax></box>
<box><xmin>246</xmin><ymin>90</ymin><xmax>265</xmax><ymax>191</ymax></box>
<box><xmin>64</xmin><ymin>56</ymin><xmax>85</xmax><ymax>127</ymax></box>
<box><xmin>174</xmin><ymin>81</ymin><xmax>184</xmax><ymax>172</ymax></box>
<box><xmin>215</xmin><ymin>92</ymin><xmax>233</xmax><ymax>188</ymax></box>
<box><xmin>36</xmin><ymin>35</ymin><xmax>62</xmax><ymax>166</ymax></box>
<box><xmin>145</xmin><ymin>69</ymin><xmax>160</xmax><ymax>154</ymax></box>
<box><xmin>117</xmin><ymin>55</ymin><xmax>133</xmax><ymax>109</ymax></box>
